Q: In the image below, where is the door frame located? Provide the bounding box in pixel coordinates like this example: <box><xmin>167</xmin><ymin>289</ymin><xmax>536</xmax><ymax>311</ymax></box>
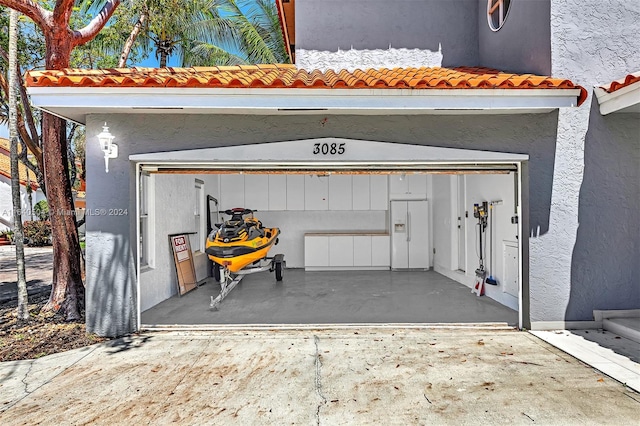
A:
<box><xmin>132</xmin><ymin>139</ymin><xmax>529</xmax><ymax>330</ymax></box>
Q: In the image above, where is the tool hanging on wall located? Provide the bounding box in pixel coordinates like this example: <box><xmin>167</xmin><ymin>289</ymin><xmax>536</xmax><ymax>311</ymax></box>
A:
<box><xmin>486</xmin><ymin>201</ymin><xmax>502</xmax><ymax>286</ymax></box>
<box><xmin>472</xmin><ymin>202</ymin><xmax>488</xmax><ymax>296</ymax></box>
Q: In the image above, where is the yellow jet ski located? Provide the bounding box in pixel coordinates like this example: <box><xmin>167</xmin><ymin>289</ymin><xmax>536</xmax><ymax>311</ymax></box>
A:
<box><xmin>205</xmin><ymin>208</ymin><xmax>281</xmax><ymax>276</ymax></box>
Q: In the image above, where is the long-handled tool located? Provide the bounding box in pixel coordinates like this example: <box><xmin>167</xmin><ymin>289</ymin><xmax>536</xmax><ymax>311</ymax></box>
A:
<box><xmin>486</xmin><ymin>201</ymin><xmax>501</xmax><ymax>286</ymax></box>
<box><xmin>472</xmin><ymin>202</ymin><xmax>488</xmax><ymax>296</ymax></box>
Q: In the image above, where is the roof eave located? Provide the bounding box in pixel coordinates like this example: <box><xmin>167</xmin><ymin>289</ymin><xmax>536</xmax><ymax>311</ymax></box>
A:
<box><xmin>594</xmin><ymin>82</ymin><xmax>640</xmax><ymax>115</ymax></box>
<box><xmin>28</xmin><ymin>87</ymin><xmax>584</xmax><ymax>125</ymax></box>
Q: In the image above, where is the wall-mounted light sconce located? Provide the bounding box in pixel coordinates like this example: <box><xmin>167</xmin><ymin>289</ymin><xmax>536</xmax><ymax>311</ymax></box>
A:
<box><xmin>97</xmin><ymin>123</ymin><xmax>117</xmax><ymax>173</ymax></box>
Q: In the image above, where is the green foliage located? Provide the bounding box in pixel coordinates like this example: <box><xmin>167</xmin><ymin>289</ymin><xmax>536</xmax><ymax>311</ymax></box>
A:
<box><xmin>34</xmin><ymin>200</ymin><xmax>49</xmax><ymax>221</ymax></box>
<box><xmin>79</xmin><ymin>0</ymin><xmax>290</xmax><ymax>67</ymax></box>
<box><xmin>23</xmin><ymin>220</ymin><xmax>52</xmax><ymax>246</ymax></box>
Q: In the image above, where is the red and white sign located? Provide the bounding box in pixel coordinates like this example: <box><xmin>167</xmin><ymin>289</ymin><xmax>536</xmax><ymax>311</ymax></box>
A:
<box><xmin>172</xmin><ymin>236</ymin><xmax>190</xmax><ymax>262</ymax></box>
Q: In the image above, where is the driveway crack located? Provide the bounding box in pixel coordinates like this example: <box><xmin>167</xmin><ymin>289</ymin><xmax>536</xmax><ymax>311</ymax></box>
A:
<box><xmin>314</xmin><ymin>335</ymin><xmax>327</xmax><ymax>426</ymax></box>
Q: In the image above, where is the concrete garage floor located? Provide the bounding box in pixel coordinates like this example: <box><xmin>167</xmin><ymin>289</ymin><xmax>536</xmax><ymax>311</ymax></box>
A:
<box><xmin>142</xmin><ymin>270</ymin><xmax>518</xmax><ymax>326</ymax></box>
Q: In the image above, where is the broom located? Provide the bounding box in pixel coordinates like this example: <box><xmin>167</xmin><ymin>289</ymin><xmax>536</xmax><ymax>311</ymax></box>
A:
<box><xmin>485</xmin><ymin>202</ymin><xmax>498</xmax><ymax>285</ymax></box>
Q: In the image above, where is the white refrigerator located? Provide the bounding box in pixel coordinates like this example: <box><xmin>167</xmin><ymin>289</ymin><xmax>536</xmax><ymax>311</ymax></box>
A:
<box><xmin>391</xmin><ymin>200</ymin><xmax>430</xmax><ymax>269</ymax></box>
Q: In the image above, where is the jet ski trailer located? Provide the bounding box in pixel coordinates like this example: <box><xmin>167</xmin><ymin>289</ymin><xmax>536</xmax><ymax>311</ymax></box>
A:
<box><xmin>205</xmin><ymin>208</ymin><xmax>285</xmax><ymax>309</ymax></box>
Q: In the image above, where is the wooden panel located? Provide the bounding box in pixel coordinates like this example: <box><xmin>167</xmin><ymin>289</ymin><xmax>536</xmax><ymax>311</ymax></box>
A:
<box><xmin>286</xmin><ymin>174</ymin><xmax>305</xmax><ymax>210</ymax></box>
<box><xmin>305</xmin><ymin>175</ymin><xmax>328</xmax><ymax>210</ymax></box>
<box><xmin>329</xmin><ymin>236</ymin><xmax>354</xmax><ymax>267</ymax></box>
<box><xmin>329</xmin><ymin>175</ymin><xmax>352</xmax><ymax>210</ymax></box>
<box><xmin>352</xmin><ymin>175</ymin><xmax>370</xmax><ymax>210</ymax></box>
<box><xmin>244</xmin><ymin>174</ymin><xmax>269</xmax><ymax>211</ymax></box>
<box><xmin>305</xmin><ymin>236</ymin><xmax>329</xmax><ymax>267</ymax></box>
<box><xmin>268</xmin><ymin>174</ymin><xmax>287</xmax><ymax>210</ymax></box>
<box><xmin>353</xmin><ymin>236</ymin><xmax>372</xmax><ymax>267</ymax></box>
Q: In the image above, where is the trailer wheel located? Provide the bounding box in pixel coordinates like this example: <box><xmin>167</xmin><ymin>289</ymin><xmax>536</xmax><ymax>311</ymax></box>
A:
<box><xmin>275</xmin><ymin>261</ymin><xmax>283</xmax><ymax>281</ymax></box>
<box><xmin>213</xmin><ymin>263</ymin><xmax>221</xmax><ymax>282</ymax></box>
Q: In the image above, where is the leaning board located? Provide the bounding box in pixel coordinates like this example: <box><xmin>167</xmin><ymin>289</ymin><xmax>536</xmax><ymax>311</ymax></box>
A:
<box><xmin>170</xmin><ymin>234</ymin><xmax>197</xmax><ymax>296</ymax></box>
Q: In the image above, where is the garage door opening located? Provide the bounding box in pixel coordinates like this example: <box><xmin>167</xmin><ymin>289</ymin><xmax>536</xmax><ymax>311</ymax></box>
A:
<box><xmin>132</xmin><ymin>139</ymin><xmax>527</xmax><ymax>329</ymax></box>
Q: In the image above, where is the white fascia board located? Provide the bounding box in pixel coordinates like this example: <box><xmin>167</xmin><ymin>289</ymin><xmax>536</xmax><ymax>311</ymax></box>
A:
<box><xmin>130</xmin><ymin>138</ymin><xmax>529</xmax><ymax>165</ymax></box>
<box><xmin>28</xmin><ymin>87</ymin><xmax>582</xmax><ymax>124</ymax></box>
<box><xmin>594</xmin><ymin>82</ymin><xmax>640</xmax><ymax>115</ymax></box>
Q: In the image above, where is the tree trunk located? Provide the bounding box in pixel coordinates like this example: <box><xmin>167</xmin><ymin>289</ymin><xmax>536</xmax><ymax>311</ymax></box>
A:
<box><xmin>118</xmin><ymin>7</ymin><xmax>148</xmax><ymax>67</ymax></box>
<box><xmin>9</xmin><ymin>9</ymin><xmax>28</xmax><ymax>321</ymax></box>
<box><xmin>160</xmin><ymin>49</ymin><xmax>168</xmax><ymax>68</ymax></box>
<box><xmin>40</xmin><ymin>35</ymin><xmax>84</xmax><ymax>321</ymax></box>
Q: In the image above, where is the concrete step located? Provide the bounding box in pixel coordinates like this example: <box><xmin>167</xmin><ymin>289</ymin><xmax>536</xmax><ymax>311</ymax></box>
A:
<box><xmin>603</xmin><ymin>317</ymin><xmax>640</xmax><ymax>344</ymax></box>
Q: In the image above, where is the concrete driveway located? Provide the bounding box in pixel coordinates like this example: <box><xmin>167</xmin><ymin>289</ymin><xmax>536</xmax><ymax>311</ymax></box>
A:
<box><xmin>1</xmin><ymin>328</ymin><xmax>638</xmax><ymax>425</ymax></box>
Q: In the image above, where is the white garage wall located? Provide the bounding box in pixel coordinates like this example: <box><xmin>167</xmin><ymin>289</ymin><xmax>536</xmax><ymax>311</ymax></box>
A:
<box><xmin>431</xmin><ymin>175</ymin><xmax>454</xmax><ymax>272</ymax></box>
<box><xmin>140</xmin><ymin>173</ymin><xmax>218</xmax><ymax>312</ymax></box>
<box><xmin>256</xmin><ymin>210</ymin><xmax>388</xmax><ymax>268</ymax></box>
<box><xmin>432</xmin><ymin>173</ymin><xmax>518</xmax><ymax>310</ymax></box>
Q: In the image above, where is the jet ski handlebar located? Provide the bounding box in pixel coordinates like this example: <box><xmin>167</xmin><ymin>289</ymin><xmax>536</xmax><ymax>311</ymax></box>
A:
<box><xmin>219</xmin><ymin>208</ymin><xmax>256</xmax><ymax>217</ymax></box>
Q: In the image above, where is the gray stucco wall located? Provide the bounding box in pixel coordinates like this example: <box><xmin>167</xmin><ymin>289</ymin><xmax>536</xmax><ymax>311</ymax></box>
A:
<box><xmin>528</xmin><ymin>0</ymin><xmax>640</xmax><ymax>322</ymax></box>
<box><xmin>478</xmin><ymin>0</ymin><xmax>551</xmax><ymax>75</ymax></box>
<box><xmin>86</xmin><ymin>112</ymin><xmax>559</xmax><ymax>335</ymax></box>
<box><xmin>295</xmin><ymin>0</ymin><xmax>479</xmax><ymax>68</ymax></box>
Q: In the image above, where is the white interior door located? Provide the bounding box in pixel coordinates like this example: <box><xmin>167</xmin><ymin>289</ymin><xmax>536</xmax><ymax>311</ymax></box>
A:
<box><xmin>391</xmin><ymin>201</ymin><xmax>409</xmax><ymax>269</ymax></box>
<box><xmin>457</xmin><ymin>175</ymin><xmax>466</xmax><ymax>272</ymax></box>
<box><xmin>408</xmin><ymin>200</ymin><xmax>429</xmax><ymax>268</ymax></box>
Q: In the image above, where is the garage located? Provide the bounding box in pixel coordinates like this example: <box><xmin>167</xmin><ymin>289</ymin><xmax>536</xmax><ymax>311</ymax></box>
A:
<box><xmin>134</xmin><ymin>139</ymin><xmax>526</xmax><ymax>328</ymax></box>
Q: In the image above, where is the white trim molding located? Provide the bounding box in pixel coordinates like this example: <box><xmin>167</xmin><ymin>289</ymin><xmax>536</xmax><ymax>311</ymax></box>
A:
<box><xmin>28</xmin><ymin>86</ymin><xmax>583</xmax><ymax>124</ymax></box>
<box><xmin>594</xmin><ymin>80</ymin><xmax>640</xmax><ymax>115</ymax></box>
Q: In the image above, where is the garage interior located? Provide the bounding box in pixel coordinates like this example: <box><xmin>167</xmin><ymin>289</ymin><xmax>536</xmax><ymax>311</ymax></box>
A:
<box><xmin>137</xmin><ymin>142</ymin><xmax>522</xmax><ymax>327</ymax></box>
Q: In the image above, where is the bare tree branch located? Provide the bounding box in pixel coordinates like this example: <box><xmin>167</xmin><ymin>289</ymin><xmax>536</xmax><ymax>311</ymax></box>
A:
<box><xmin>18</xmin><ymin>139</ymin><xmax>45</xmax><ymax>194</ymax></box>
<box><xmin>0</xmin><ymin>0</ymin><xmax>52</xmax><ymax>30</ymax></box>
<box><xmin>73</xmin><ymin>0</ymin><xmax>122</xmax><ymax>47</ymax></box>
<box><xmin>0</xmin><ymin>45</ymin><xmax>42</xmax><ymax>158</ymax></box>
<box><xmin>0</xmin><ymin>72</ymin><xmax>43</xmax><ymax>165</ymax></box>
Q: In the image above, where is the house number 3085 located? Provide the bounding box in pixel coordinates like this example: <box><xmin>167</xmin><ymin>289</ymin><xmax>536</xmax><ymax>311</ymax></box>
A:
<box><xmin>313</xmin><ymin>142</ymin><xmax>345</xmax><ymax>155</ymax></box>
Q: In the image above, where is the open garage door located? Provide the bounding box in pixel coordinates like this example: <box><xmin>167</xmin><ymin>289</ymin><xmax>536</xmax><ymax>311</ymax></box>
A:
<box><xmin>132</xmin><ymin>139</ymin><xmax>528</xmax><ymax>330</ymax></box>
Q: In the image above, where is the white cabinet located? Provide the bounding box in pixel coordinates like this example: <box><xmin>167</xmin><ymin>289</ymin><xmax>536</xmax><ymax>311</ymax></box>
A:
<box><xmin>304</xmin><ymin>236</ymin><xmax>329</xmax><ymax>267</ymax></box>
<box><xmin>352</xmin><ymin>175</ymin><xmax>370</xmax><ymax>210</ymax></box>
<box><xmin>286</xmin><ymin>175</ymin><xmax>305</xmax><ymax>210</ymax></box>
<box><xmin>220</xmin><ymin>174</ymin><xmax>245</xmax><ymax>210</ymax></box>
<box><xmin>389</xmin><ymin>174</ymin><xmax>427</xmax><ymax>199</ymax></box>
<box><xmin>389</xmin><ymin>174</ymin><xmax>408</xmax><ymax>195</ymax></box>
<box><xmin>371</xmin><ymin>235</ymin><xmax>391</xmax><ymax>266</ymax></box>
<box><xmin>329</xmin><ymin>236</ymin><xmax>354</xmax><ymax>266</ymax></box>
<box><xmin>305</xmin><ymin>234</ymin><xmax>390</xmax><ymax>270</ymax></box>
<box><xmin>329</xmin><ymin>175</ymin><xmax>352</xmax><ymax>210</ymax></box>
<box><xmin>304</xmin><ymin>175</ymin><xmax>329</xmax><ymax>210</ymax></box>
<box><xmin>244</xmin><ymin>174</ymin><xmax>269</xmax><ymax>210</ymax></box>
<box><xmin>353</xmin><ymin>236</ymin><xmax>372</xmax><ymax>266</ymax></box>
<box><xmin>268</xmin><ymin>175</ymin><xmax>287</xmax><ymax>210</ymax></box>
<box><xmin>370</xmin><ymin>175</ymin><xmax>388</xmax><ymax>210</ymax></box>
<box><xmin>408</xmin><ymin>174</ymin><xmax>427</xmax><ymax>195</ymax></box>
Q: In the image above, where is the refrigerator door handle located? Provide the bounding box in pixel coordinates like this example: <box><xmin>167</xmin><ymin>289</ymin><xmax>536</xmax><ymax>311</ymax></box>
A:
<box><xmin>407</xmin><ymin>211</ymin><xmax>411</xmax><ymax>242</ymax></box>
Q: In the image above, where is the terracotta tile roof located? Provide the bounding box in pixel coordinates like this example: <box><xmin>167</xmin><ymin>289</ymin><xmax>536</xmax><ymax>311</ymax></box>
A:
<box><xmin>26</xmin><ymin>65</ymin><xmax>587</xmax><ymax>105</ymax></box>
<box><xmin>599</xmin><ymin>72</ymin><xmax>640</xmax><ymax>93</ymax></box>
<box><xmin>0</xmin><ymin>137</ymin><xmax>38</xmax><ymax>189</ymax></box>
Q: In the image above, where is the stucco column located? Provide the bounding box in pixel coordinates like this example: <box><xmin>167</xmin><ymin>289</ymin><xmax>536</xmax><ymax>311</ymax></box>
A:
<box><xmin>85</xmin><ymin>116</ymin><xmax>137</xmax><ymax>336</ymax></box>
